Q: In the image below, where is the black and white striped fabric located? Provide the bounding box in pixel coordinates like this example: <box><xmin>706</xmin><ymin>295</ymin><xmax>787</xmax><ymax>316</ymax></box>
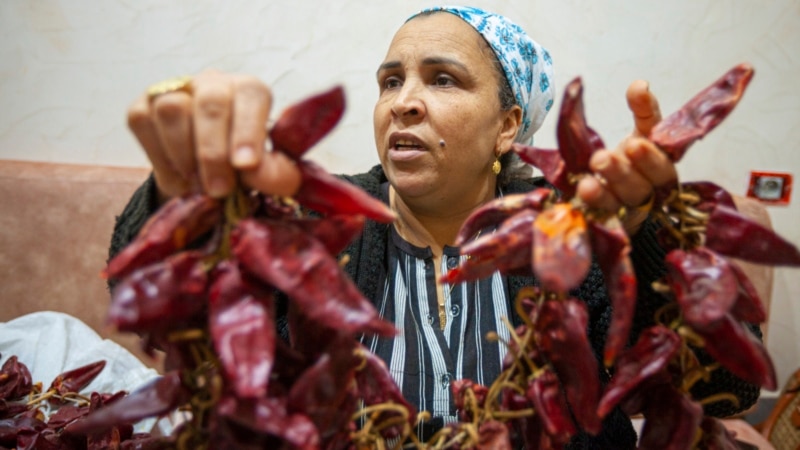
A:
<box><xmin>361</xmin><ymin>227</ymin><xmax>513</xmax><ymax>440</ymax></box>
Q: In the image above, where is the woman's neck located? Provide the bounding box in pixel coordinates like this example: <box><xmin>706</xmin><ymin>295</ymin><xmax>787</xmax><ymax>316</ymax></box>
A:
<box><xmin>389</xmin><ymin>183</ymin><xmax>495</xmax><ymax>254</ymax></box>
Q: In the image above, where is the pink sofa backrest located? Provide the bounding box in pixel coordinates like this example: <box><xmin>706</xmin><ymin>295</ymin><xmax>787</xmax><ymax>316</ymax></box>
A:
<box><xmin>0</xmin><ymin>159</ymin><xmax>161</xmax><ymax>369</ymax></box>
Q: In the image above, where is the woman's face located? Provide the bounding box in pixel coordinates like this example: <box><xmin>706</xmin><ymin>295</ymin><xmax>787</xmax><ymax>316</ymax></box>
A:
<box><xmin>373</xmin><ymin>12</ymin><xmax>518</xmax><ymax>209</ymax></box>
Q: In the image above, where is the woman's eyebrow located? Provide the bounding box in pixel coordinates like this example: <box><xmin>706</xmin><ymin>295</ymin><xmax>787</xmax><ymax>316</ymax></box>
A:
<box><xmin>376</xmin><ymin>57</ymin><xmax>468</xmax><ymax>77</ymax></box>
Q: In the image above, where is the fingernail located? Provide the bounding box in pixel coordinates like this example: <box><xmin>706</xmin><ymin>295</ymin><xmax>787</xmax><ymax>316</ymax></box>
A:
<box><xmin>232</xmin><ymin>146</ymin><xmax>257</xmax><ymax>167</ymax></box>
<box><xmin>207</xmin><ymin>177</ymin><xmax>230</xmax><ymax>198</ymax></box>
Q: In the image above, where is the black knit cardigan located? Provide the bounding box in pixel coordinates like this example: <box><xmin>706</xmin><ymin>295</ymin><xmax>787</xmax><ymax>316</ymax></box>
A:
<box><xmin>109</xmin><ymin>165</ymin><xmax>761</xmax><ymax>449</ymax></box>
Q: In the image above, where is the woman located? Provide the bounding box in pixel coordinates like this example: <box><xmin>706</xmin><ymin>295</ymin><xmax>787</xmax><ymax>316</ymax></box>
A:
<box><xmin>111</xmin><ymin>6</ymin><xmax>760</xmax><ymax>448</ymax></box>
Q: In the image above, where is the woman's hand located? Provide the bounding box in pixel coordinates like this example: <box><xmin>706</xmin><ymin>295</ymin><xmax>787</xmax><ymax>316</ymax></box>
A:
<box><xmin>577</xmin><ymin>80</ymin><xmax>678</xmax><ymax>235</ymax></box>
<box><xmin>126</xmin><ymin>70</ymin><xmax>301</xmax><ymax>203</ymax></box>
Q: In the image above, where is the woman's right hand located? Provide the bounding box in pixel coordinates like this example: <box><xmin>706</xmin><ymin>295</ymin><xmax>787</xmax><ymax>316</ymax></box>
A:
<box><xmin>127</xmin><ymin>70</ymin><xmax>302</xmax><ymax>203</ymax></box>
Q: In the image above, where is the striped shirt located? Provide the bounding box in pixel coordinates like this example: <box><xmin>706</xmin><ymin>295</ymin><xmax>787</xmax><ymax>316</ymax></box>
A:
<box><xmin>361</xmin><ymin>226</ymin><xmax>513</xmax><ymax>440</ymax></box>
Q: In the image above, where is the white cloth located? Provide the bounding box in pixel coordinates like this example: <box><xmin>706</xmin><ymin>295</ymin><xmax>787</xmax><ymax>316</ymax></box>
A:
<box><xmin>0</xmin><ymin>311</ymin><xmax>170</xmax><ymax>434</ymax></box>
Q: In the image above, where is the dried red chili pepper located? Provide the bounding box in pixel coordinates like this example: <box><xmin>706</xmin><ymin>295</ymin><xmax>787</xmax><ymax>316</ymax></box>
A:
<box><xmin>694</xmin><ymin>312</ymin><xmax>777</xmax><ymax>390</ymax></box>
<box><xmin>728</xmin><ymin>260</ymin><xmax>767</xmax><ymax>324</ymax></box>
<box><xmin>208</xmin><ymin>260</ymin><xmax>277</xmax><ymax>399</ymax></box>
<box><xmin>215</xmin><ymin>395</ymin><xmax>319</xmax><ymax>449</ymax></box>
<box><xmin>0</xmin><ymin>356</ymin><xmax>33</xmax><ymax>401</ymax></box>
<box><xmin>682</xmin><ymin>181</ymin><xmax>737</xmax><ymax>212</ymax></box>
<box><xmin>48</xmin><ymin>360</ymin><xmax>106</xmax><ymax>403</ymax></box>
<box><xmin>698</xmin><ymin>416</ymin><xmax>739</xmax><ymax>450</ymax></box>
<box><xmin>294</xmin><ymin>160</ymin><xmax>396</xmax><ymax>223</ymax></box>
<box><xmin>269</xmin><ymin>86</ymin><xmax>345</xmax><ymax>159</ymax></box>
<box><xmin>453</xmin><ymin>189</ymin><xmax>549</xmax><ymax>246</ymax></box>
<box><xmin>232</xmin><ymin>218</ymin><xmax>395</xmax><ymax>337</ymax></box>
<box><xmin>556</xmin><ymin>77</ymin><xmax>605</xmax><ymax>177</ymax></box>
<box><xmin>108</xmin><ymin>251</ymin><xmax>208</xmax><ymax>333</ymax></box>
<box><xmin>705</xmin><ymin>204</ymin><xmax>800</xmax><ymax>266</ymax></box>
<box><xmin>513</xmin><ymin>78</ymin><xmax>604</xmax><ymax>200</ymax></box>
<box><xmin>0</xmin><ymin>416</ymin><xmax>46</xmax><ymax>447</ymax></box>
<box><xmin>589</xmin><ymin>216</ymin><xmax>637</xmax><ymax>366</ymax></box>
<box><xmin>513</xmin><ymin>145</ymin><xmax>571</xmax><ymax>196</ymax></box>
<box><xmin>104</xmin><ymin>193</ymin><xmax>221</xmax><ymax>280</ymax></box>
<box><xmin>532</xmin><ymin>204</ymin><xmax>592</xmax><ymax>293</ymax></box>
<box><xmin>650</xmin><ymin>63</ymin><xmax>754</xmax><ymax>162</ymax></box>
<box><xmin>526</xmin><ymin>369</ymin><xmax>577</xmax><ymax>445</ymax></box>
<box><xmin>353</xmin><ymin>345</ymin><xmax>417</xmax><ymax>433</ymax></box>
<box><xmin>665</xmin><ymin>247</ymin><xmax>739</xmax><ymax>330</ymax></box>
<box><xmin>288</xmin><ymin>214</ymin><xmax>366</xmax><ymax>257</ymax></box>
<box><xmin>638</xmin><ymin>384</ymin><xmax>703</xmax><ymax>450</ymax></box>
<box><xmin>444</xmin><ymin>209</ymin><xmax>537</xmax><ymax>284</ymax></box>
<box><xmin>65</xmin><ymin>371</ymin><xmax>190</xmax><ymax>436</ymax></box>
<box><xmin>286</xmin><ymin>340</ymin><xmax>359</xmax><ymax>441</ymax></box>
<box><xmin>535</xmin><ymin>298</ymin><xmax>602</xmax><ymax>434</ymax></box>
<box><xmin>598</xmin><ymin>325</ymin><xmax>681</xmax><ymax>418</ymax></box>
<box><xmin>476</xmin><ymin>419</ymin><xmax>513</xmax><ymax>450</ymax></box>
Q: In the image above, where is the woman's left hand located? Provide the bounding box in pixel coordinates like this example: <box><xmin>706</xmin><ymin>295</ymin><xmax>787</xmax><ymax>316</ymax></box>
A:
<box><xmin>576</xmin><ymin>80</ymin><xmax>678</xmax><ymax>235</ymax></box>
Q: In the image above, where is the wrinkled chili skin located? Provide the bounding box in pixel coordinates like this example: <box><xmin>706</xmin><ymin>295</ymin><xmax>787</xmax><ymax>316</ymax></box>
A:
<box><xmin>48</xmin><ymin>360</ymin><xmax>107</xmax><ymax>402</ymax></box>
<box><xmin>556</xmin><ymin>78</ymin><xmax>605</xmax><ymax>180</ymax></box>
<box><xmin>638</xmin><ymin>384</ymin><xmax>703</xmax><ymax>450</ymax></box>
<box><xmin>66</xmin><ymin>371</ymin><xmax>190</xmax><ymax>436</ymax></box>
<box><xmin>0</xmin><ymin>356</ymin><xmax>33</xmax><ymax>401</ymax></box>
<box><xmin>527</xmin><ymin>369</ymin><xmax>577</xmax><ymax>445</ymax></box>
<box><xmin>269</xmin><ymin>85</ymin><xmax>345</xmax><ymax>159</ymax></box>
<box><xmin>589</xmin><ymin>217</ymin><xmax>637</xmax><ymax>367</ymax></box>
<box><xmin>728</xmin><ymin>260</ymin><xmax>767</xmax><ymax>324</ymax></box>
<box><xmin>208</xmin><ymin>261</ymin><xmax>277</xmax><ymax>399</ymax></box>
<box><xmin>705</xmin><ymin>204</ymin><xmax>800</xmax><ymax>266</ymax></box>
<box><xmin>104</xmin><ymin>193</ymin><xmax>221</xmax><ymax>280</ymax></box>
<box><xmin>665</xmin><ymin>247</ymin><xmax>738</xmax><ymax>330</ymax></box>
<box><xmin>598</xmin><ymin>325</ymin><xmax>681</xmax><ymax>418</ymax></box>
<box><xmin>294</xmin><ymin>160</ymin><xmax>396</xmax><ymax>224</ymax></box>
<box><xmin>454</xmin><ymin>189</ymin><xmax>549</xmax><ymax>246</ymax></box>
<box><xmin>535</xmin><ymin>299</ymin><xmax>602</xmax><ymax>435</ymax></box>
<box><xmin>353</xmin><ymin>346</ymin><xmax>417</xmax><ymax>432</ymax></box>
<box><xmin>108</xmin><ymin>251</ymin><xmax>208</xmax><ymax>333</ymax></box>
<box><xmin>695</xmin><ymin>312</ymin><xmax>777</xmax><ymax>390</ymax></box>
<box><xmin>650</xmin><ymin>63</ymin><xmax>755</xmax><ymax>162</ymax></box>
<box><xmin>699</xmin><ymin>417</ymin><xmax>739</xmax><ymax>450</ymax></box>
<box><xmin>232</xmin><ymin>218</ymin><xmax>395</xmax><ymax>337</ymax></box>
<box><xmin>445</xmin><ymin>209</ymin><xmax>537</xmax><ymax>284</ymax></box>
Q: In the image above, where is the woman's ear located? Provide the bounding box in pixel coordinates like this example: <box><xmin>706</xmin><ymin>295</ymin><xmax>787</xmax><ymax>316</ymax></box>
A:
<box><xmin>496</xmin><ymin>105</ymin><xmax>522</xmax><ymax>155</ymax></box>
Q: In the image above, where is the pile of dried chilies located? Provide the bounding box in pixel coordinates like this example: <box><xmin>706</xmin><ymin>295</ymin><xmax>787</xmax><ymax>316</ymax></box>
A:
<box><xmin>6</xmin><ymin>64</ymin><xmax>792</xmax><ymax>449</ymax></box>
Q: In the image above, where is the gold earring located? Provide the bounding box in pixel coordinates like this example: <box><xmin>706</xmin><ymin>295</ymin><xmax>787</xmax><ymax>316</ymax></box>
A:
<box><xmin>492</xmin><ymin>157</ymin><xmax>501</xmax><ymax>175</ymax></box>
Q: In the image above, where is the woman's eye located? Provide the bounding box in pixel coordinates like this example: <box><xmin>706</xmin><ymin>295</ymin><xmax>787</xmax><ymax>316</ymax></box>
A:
<box><xmin>434</xmin><ymin>74</ymin><xmax>456</xmax><ymax>87</ymax></box>
<box><xmin>383</xmin><ymin>77</ymin><xmax>402</xmax><ymax>90</ymax></box>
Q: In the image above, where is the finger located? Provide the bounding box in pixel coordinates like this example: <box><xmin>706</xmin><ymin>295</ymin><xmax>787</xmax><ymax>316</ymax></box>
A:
<box><xmin>230</xmin><ymin>75</ymin><xmax>272</xmax><ymax>169</ymax></box>
<box><xmin>626</xmin><ymin>80</ymin><xmax>662</xmax><ymax>137</ymax></box>
<box><xmin>589</xmin><ymin>149</ymin><xmax>653</xmax><ymax>208</ymax></box>
<box><xmin>127</xmin><ymin>94</ymin><xmax>190</xmax><ymax>199</ymax></box>
<box><xmin>240</xmin><ymin>151</ymin><xmax>302</xmax><ymax>197</ymax></box>
<box><xmin>152</xmin><ymin>91</ymin><xmax>197</xmax><ymax>181</ymax></box>
<box><xmin>193</xmin><ymin>72</ymin><xmax>235</xmax><ymax>198</ymax></box>
<box><xmin>623</xmin><ymin>137</ymin><xmax>678</xmax><ymax>189</ymax></box>
<box><xmin>576</xmin><ymin>175</ymin><xmax>622</xmax><ymax>213</ymax></box>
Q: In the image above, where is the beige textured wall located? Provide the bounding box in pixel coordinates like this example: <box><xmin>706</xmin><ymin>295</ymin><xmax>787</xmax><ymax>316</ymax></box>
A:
<box><xmin>1</xmin><ymin>0</ymin><xmax>798</xmax><ymax>393</ymax></box>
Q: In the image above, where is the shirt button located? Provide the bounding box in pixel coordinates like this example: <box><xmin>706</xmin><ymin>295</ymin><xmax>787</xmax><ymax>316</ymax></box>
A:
<box><xmin>447</xmin><ymin>256</ymin><xmax>459</xmax><ymax>269</ymax></box>
<box><xmin>427</xmin><ymin>314</ymin><xmax>434</xmax><ymax>325</ymax></box>
<box><xmin>441</xmin><ymin>373</ymin><xmax>451</xmax><ymax>388</ymax></box>
<box><xmin>450</xmin><ymin>304</ymin><xmax>461</xmax><ymax>317</ymax></box>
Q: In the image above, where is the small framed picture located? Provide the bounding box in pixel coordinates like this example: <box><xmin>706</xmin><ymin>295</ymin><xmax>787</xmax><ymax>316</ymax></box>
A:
<box><xmin>746</xmin><ymin>171</ymin><xmax>792</xmax><ymax>205</ymax></box>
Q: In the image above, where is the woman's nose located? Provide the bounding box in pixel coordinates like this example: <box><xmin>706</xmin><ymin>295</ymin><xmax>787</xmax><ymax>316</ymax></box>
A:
<box><xmin>391</xmin><ymin>81</ymin><xmax>425</xmax><ymax>119</ymax></box>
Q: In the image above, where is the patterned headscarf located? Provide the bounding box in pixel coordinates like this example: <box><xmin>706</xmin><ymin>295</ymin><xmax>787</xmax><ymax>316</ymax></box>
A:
<box><xmin>408</xmin><ymin>6</ymin><xmax>555</xmax><ymax>144</ymax></box>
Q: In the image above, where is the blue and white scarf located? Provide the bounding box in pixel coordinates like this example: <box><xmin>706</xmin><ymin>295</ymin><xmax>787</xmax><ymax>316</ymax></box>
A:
<box><xmin>410</xmin><ymin>6</ymin><xmax>555</xmax><ymax>144</ymax></box>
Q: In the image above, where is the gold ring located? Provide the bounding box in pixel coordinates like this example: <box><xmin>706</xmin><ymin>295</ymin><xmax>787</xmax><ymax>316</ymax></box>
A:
<box><xmin>635</xmin><ymin>193</ymin><xmax>655</xmax><ymax>214</ymax></box>
<box><xmin>147</xmin><ymin>75</ymin><xmax>193</xmax><ymax>101</ymax></box>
